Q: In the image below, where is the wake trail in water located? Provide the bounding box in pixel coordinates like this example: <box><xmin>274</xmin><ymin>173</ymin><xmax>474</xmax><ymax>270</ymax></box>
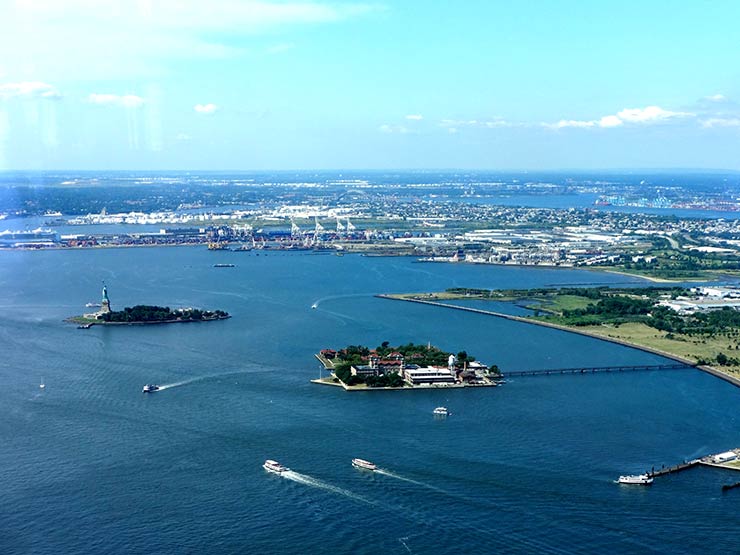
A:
<box><xmin>157</xmin><ymin>369</ymin><xmax>254</xmax><ymax>390</ymax></box>
<box><xmin>311</xmin><ymin>293</ymin><xmax>370</xmax><ymax>309</ymax></box>
<box><xmin>281</xmin><ymin>471</ymin><xmax>376</xmax><ymax>506</ymax></box>
<box><xmin>375</xmin><ymin>469</ymin><xmax>447</xmax><ymax>494</ymax></box>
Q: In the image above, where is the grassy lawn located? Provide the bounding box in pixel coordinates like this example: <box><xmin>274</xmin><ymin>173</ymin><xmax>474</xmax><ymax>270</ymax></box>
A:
<box><xmin>535</xmin><ymin>294</ymin><xmax>597</xmax><ymax>312</ymax></box>
<box><xmin>574</xmin><ymin>322</ymin><xmax>740</xmax><ymax>376</ymax></box>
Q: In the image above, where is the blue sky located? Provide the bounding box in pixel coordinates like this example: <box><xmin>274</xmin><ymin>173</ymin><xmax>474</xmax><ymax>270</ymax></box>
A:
<box><xmin>1</xmin><ymin>0</ymin><xmax>739</xmax><ymax>170</ymax></box>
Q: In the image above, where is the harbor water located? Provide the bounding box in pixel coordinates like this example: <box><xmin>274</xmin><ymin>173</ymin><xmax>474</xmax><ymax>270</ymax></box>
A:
<box><xmin>1</xmin><ymin>248</ymin><xmax>739</xmax><ymax>554</ymax></box>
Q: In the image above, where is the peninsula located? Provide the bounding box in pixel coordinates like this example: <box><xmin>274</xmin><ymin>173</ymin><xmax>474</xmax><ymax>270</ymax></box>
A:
<box><xmin>382</xmin><ymin>285</ymin><xmax>740</xmax><ymax>387</ymax></box>
<box><xmin>68</xmin><ymin>284</ymin><xmax>229</xmax><ymax>327</ymax></box>
<box><xmin>313</xmin><ymin>342</ymin><xmax>501</xmax><ymax>391</ymax></box>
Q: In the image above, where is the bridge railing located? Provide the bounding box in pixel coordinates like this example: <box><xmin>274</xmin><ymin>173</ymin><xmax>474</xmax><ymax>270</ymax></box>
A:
<box><xmin>502</xmin><ymin>363</ymin><xmax>692</xmax><ymax>377</ymax></box>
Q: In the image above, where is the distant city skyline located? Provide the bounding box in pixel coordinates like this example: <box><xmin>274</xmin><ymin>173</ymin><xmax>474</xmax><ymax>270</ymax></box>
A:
<box><xmin>1</xmin><ymin>0</ymin><xmax>739</xmax><ymax>171</ymax></box>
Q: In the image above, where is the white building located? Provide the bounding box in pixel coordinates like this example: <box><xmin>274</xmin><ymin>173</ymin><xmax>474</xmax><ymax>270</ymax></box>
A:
<box><xmin>711</xmin><ymin>451</ymin><xmax>737</xmax><ymax>464</ymax></box>
<box><xmin>403</xmin><ymin>366</ymin><xmax>456</xmax><ymax>385</ymax></box>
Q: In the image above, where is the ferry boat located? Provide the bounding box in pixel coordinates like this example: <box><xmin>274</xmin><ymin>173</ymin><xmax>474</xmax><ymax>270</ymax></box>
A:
<box><xmin>433</xmin><ymin>406</ymin><xmax>449</xmax><ymax>416</ymax></box>
<box><xmin>142</xmin><ymin>384</ymin><xmax>160</xmax><ymax>393</ymax></box>
<box><xmin>213</xmin><ymin>263</ymin><xmax>235</xmax><ymax>268</ymax></box>
<box><xmin>617</xmin><ymin>474</ymin><xmax>653</xmax><ymax>485</ymax></box>
<box><xmin>352</xmin><ymin>458</ymin><xmax>377</xmax><ymax>471</ymax></box>
<box><xmin>263</xmin><ymin>459</ymin><xmax>289</xmax><ymax>474</ymax></box>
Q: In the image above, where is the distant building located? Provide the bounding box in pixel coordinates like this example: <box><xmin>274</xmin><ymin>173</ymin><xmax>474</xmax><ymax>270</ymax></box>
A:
<box><xmin>712</xmin><ymin>451</ymin><xmax>738</xmax><ymax>464</ymax></box>
<box><xmin>351</xmin><ymin>365</ymin><xmax>379</xmax><ymax>378</ymax></box>
<box><xmin>403</xmin><ymin>366</ymin><xmax>455</xmax><ymax>385</ymax></box>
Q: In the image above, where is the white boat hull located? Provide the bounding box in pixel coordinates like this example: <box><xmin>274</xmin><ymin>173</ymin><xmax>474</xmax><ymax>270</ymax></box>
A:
<box><xmin>263</xmin><ymin>460</ymin><xmax>288</xmax><ymax>474</ymax></box>
<box><xmin>352</xmin><ymin>458</ymin><xmax>377</xmax><ymax>471</ymax></box>
<box><xmin>617</xmin><ymin>474</ymin><xmax>653</xmax><ymax>485</ymax></box>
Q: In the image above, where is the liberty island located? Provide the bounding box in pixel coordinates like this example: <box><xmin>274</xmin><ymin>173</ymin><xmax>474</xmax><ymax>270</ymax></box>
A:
<box><xmin>67</xmin><ymin>283</ymin><xmax>230</xmax><ymax>327</ymax></box>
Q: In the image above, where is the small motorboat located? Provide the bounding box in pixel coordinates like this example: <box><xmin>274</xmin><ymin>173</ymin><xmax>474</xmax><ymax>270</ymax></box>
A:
<box><xmin>433</xmin><ymin>406</ymin><xmax>449</xmax><ymax>416</ymax></box>
<box><xmin>352</xmin><ymin>458</ymin><xmax>377</xmax><ymax>471</ymax></box>
<box><xmin>142</xmin><ymin>384</ymin><xmax>160</xmax><ymax>393</ymax></box>
<box><xmin>617</xmin><ymin>474</ymin><xmax>653</xmax><ymax>485</ymax></box>
<box><xmin>263</xmin><ymin>459</ymin><xmax>289</xmax><ymax>474</ymax></box>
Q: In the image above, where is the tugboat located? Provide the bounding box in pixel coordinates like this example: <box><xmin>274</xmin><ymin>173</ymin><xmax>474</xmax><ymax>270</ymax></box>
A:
<box><xmin>352</xmin><ymin>458</ymin><xmax>377</xmax><ymax>471</ymax></box>
<box><xmin>263</xmin><ymin>459</ymin><xmax>289</xmax><ymax>474</ymax></box>
<box><xmin>142</xmin><ymin>384</ymin><xmax>160</xmax><ymax>393</ymax></box>
<box><xmin>433</xmin><ymin>406</ymin><xmax>449</xmax><ymax>416</ymax></box>
<box><xmin>617</xmin><ymin>474</ymin><xmax>653</xmax><ymax>485</ymax></box>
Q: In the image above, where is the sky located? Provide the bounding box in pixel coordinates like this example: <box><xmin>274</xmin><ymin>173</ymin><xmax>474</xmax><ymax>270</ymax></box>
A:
<box><xmin>0</xmin><ymin>0</ymin><xmax>739</xmax><ymax>171</ymax></box>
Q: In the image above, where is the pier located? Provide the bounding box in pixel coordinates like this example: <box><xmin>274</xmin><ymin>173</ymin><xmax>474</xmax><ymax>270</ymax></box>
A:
<box><xmin>503</xmin><ymin>363</ymin><xmax>691</xmax><ymax>378</ymax></box>
<box><xmin>647</xmin><ymin>460</ymin><xmax>700</xmax><ymax>479</ymax></box>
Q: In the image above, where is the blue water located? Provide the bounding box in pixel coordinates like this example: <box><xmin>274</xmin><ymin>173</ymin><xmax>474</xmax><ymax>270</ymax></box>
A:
<box><xmin>1</xmin><ymin>249</ymin><xmax>739</xmax><ymax>554</ymax></box>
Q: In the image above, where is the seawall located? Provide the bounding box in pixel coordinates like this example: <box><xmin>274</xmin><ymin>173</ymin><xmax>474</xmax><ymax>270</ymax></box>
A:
<box><xmin>376</xmin><ymin>294</ymin><xmax>740</xmax><ymax>389</ymax></box>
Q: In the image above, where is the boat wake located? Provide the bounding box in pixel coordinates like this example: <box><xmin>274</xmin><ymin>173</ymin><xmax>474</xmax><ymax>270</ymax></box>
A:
<box><xmin>310</xmin><ymin>293</ymin><xmax>369</xmax><ymax>310</ymax></box>
<box><xmin>281</xmin><ymin>470</ymin><xmax>374</xmax><ymax>506</ymax></box>
<box><xmin>375</xmin><ymin>469</ymin><xmax>447</xmax><ymax>494</ymax></box>
<box><xmin>398</xmin><ymin>536</ymin><xmax>413</xmax><ymax>554</ymax></box>
<box><xmin>156</xmin><ymin>370</ymin><xmax>252</xmax><ymax>391</ymax></box>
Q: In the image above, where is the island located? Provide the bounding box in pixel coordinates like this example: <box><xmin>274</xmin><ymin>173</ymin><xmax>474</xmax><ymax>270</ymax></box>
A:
<box><xmin>313</xmin><ymin>342</ymin><xmax>501</xmax><ymax>391</ymax></box>
<box><xmin>381</xmin><ymin>285</ymin><xmax>740</xmax><ymax>387</ymax></box>
<box><xmin>68</xmin><ymin>284</ymin><xmax>230</xmax><ymax>327</ymax></box>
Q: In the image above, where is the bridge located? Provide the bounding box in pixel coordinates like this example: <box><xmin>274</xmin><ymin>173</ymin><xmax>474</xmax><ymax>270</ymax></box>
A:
<box><xmin>502</xmin><ymin>363</ymin><xmax>693</xmax><ymax>378</ymax></box>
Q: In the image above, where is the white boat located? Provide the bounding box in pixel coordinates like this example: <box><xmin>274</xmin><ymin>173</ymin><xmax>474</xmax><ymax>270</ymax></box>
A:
<box><xmin>433</xmin><ymin>406</ymin><xmax>449</xmax><ymax>416</ymax></box>
<box><xmin>263</xmin><ymin>459</ymin><xmax>289</xmax><ymax>474</ymax></box>
<box><xmin>617</xmin><ymin>474</ymin><xmax>653</xmax><ymax>485</ymax></box>
<box><xmin>352</xmin><ymin>458</ymin><xmax>377</xmax><ymax>471</ymax></box>
<box><xmin>142</xmin><ymin>384</ymin><xmax>160</xmax><ymax>393</ymax></box>
<box><xmin>311</xmin><ymin>303</ymin><xmax>318</xmax><ymax>309</ymax></box>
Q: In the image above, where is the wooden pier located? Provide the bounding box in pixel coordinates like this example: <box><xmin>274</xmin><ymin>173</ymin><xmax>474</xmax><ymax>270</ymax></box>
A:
<box><xmin>503</xmin><ymin>363</ymin><xmax>692</xmax><ymax>378</ymax></box>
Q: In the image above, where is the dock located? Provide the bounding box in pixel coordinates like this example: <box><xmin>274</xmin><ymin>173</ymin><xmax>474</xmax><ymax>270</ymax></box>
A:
<box><xmin>639</xmin><ymin>448</ymin><xmax>740</xmax><ymax>481</ymax></box>
<box><xmin>647</xmin><ymin>460</ymin><xmax>701</xmax><ymax>478</ymax></box>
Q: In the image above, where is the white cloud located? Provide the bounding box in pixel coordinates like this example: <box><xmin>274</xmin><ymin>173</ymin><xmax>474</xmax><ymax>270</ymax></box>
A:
<box><xmin>616</xmin><ymin>105</ymin><xmax>693</xmax><ymax>123</ymax></box>
<box><xmin>440</xmin><ymin>118</ymin><xmax>520</xmax><ymax>129</ymax></box>
<box><xmin>701</xmin><ymin>118</ymin><xmax>740</xmax><ymax>128</ymax></box>
<box><xmin>546</xmin><ymin>105</ymin><xmax>693</xmax><ymax>130</ymax></box>
<box><xmin>405</xmin><ymin>114</ymin><xmax>423</xmax><ymax>121</ymax></box>
<box><xmin>706</xmin><ymin>93</ymin><xmax>727</xmax><ymax>102</ymax></box>
<box><xmin>550</xmin><ymin>119</ymin><xmax>595</xmax><ymax>129</ymax></box>
<box><xmin>0</xmin><ymin>81</ymin><xmax>61</xmax><ymax>100</ymax></box>
<box><xmin>176</xmin><ymin>132</ymin><xmax>192</xmax><ymax>141</ymax></box>
<box><xmin>0</xmin><ymin>1</ymin><xmax>378</xmax><ymax>80</ymax></box>
<box><xmin>598</xmin><ymin>115</ymin><xmax>623</xmax><ymax>128</ymax></box>
<box><xmin>88</xmin><ymin>93</ymin><xmax>145</xmax><ymax>108</ymax></box>
<box><xmin>194</xmin><ymin>103</ymin><xmax>219</xmax><ymax>114</ymax></box>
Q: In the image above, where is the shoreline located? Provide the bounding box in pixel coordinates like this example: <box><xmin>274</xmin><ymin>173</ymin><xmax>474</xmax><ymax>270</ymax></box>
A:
<box><xmin>377</xmin><ymin>294</ymin><xmax>740</xmax><ymax>389</ymax></box>
<box><xmin>66</xmin><ymin>315</ymin><xmax>231</xmax><ymax>327</ymax></box>
<box><xmin>310</xmin><ymin>376</ymin><xmax>499</xmax><ymax>391</ymax></box>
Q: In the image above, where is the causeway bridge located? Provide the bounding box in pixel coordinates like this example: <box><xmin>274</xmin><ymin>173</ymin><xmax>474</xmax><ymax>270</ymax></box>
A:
<box><xmin>503</xmin><ymin>363</ymin><xmax>693</xmax><ymax>378</ymax></box>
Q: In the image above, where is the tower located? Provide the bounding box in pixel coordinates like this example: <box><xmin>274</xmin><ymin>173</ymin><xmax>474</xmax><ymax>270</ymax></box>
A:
<box><xmin>100</xmin><ymin>283</ymin><xmax>111</xmax><ymax>315</ymax></box>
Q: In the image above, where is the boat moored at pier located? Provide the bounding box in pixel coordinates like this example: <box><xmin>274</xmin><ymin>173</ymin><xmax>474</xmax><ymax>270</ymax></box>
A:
<box><xmin>352</xmin><ymin>458</ymin><xmax>377</xmax><ymax>471</ymax></box>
